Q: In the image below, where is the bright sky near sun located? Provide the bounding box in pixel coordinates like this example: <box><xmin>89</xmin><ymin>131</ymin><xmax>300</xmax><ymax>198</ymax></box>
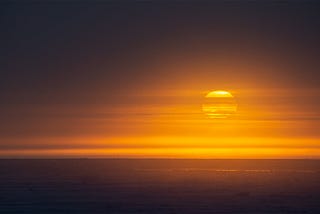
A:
<box><xmin>1</xmin><ymin>85</ymin><xmax>319</xmax><ymax>158</ymax></box>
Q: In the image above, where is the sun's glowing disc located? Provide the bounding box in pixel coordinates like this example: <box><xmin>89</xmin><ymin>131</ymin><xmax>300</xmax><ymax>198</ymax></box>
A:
<box><xmin>205</xmin><ymin>90</ymin><xmax>234</xmax><ymax>98</ymax></box>
<box><xmin>202</xmin><ymin>90</ymin><xmax>237</xmax><ymax>118</ymax></box>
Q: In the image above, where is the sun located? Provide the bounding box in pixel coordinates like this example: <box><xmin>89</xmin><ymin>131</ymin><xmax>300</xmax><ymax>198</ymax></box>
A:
<box><xmin>202</xmin><ymin>90</ymin><xmax>237</xmax><ymax>118</ymax></box>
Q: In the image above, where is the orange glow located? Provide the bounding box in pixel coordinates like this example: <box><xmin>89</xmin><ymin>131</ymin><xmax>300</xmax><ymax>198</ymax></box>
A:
<box><xmin>1</xmin><ymin>136</ymin><xmax>319</xmax><ymax>158</ymax></box>
<box><xmin>2</xmin><ymin>88</ymin><xmax>319</xmax><ymax>158</ymax></box>
<box><xmin>1</xmin><ymin>147</ymin><xmax>320</xmax><ymax>159</ymax></box>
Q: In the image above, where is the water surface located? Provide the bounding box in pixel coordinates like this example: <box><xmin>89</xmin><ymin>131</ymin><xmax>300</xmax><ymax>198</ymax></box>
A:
<box><xmin>0</xmin><ymin>159</ymin><xmax>319</xmax><ymax>213</ymax></box>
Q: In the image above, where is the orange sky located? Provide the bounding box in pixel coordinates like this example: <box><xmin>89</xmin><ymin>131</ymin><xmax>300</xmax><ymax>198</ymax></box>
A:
<box><xmin>1</xmin><ymin>2</ymin><xmax>320</xmax><ymax>158</ymax></box>
<box><xmin>1</xmin><ymin>86</ymin><xmax>319</xmax><ymax>158</ymax></box>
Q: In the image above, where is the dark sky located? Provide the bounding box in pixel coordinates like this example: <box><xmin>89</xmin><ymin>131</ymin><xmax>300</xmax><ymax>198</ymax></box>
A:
<box><xmin>1</xmin><ymin>1</ymin><xmax>320</xmax><ymax>157</ymax></box>
<box><xmin>1</xmin><ymin>1</ymin><xmax>320</xmax><ymax>103</ymax></box>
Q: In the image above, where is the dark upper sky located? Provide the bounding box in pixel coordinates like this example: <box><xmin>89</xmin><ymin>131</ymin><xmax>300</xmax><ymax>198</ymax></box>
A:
<box><xmin>1</xmin><ymin>1</ymin><xmax>320</xmax><ymax>103</ymax></box>
<box><xmin>1</xmin><ymin>1</ymin><xmax>320</xmax><ymax>157</ymax></box>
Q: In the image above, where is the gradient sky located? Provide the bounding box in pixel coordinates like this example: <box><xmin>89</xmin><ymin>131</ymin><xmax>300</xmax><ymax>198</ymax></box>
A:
<box><xmin>1</xmin><ymin>1</ymin><xmax>320</xmax><ymax>158</ymax></box>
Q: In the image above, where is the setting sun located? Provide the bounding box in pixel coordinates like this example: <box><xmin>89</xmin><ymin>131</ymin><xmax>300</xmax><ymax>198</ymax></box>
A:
<box><xmin>205</xmin><ymin>90</ymin><xmax>234</xmax><ymax>98</ymax></box>
<box><xmin>202</xmin><ymin>90</ymin><xmax>237</xmax><ymax>118</ymax></box>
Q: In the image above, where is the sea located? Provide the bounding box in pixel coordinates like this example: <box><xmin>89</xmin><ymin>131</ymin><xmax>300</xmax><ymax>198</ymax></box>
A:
<box><xmin>0</xmin><ymin>159</ymin><xmax>319</xmax><ymax>213</ymax></box>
